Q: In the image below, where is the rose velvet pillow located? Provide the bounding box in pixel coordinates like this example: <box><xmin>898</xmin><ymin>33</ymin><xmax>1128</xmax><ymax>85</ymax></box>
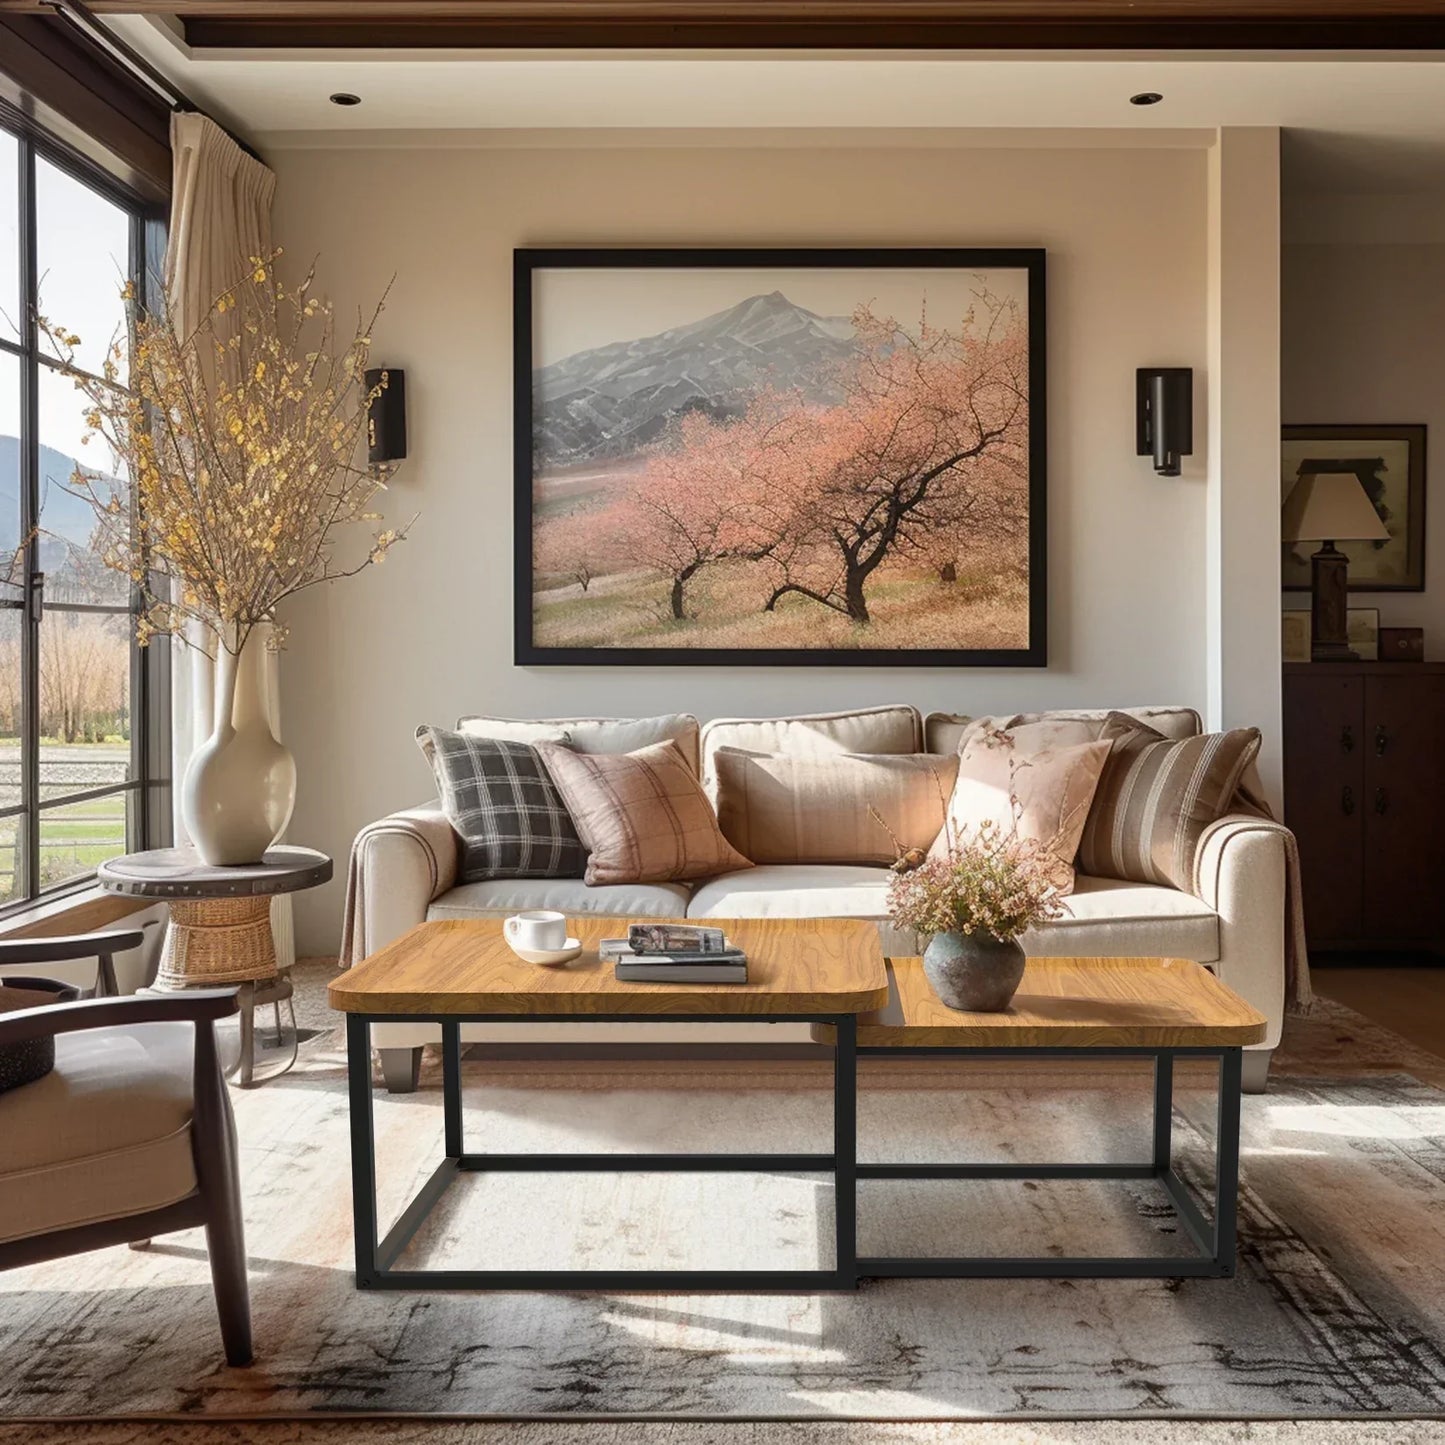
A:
<box><xmin>534</xmin><ymin>738</ymin><xmax>752</xmax><ymax>887</ymax></box>
<box><xmin>928</xmin><ymin>726</ymin><xmax>1111</xmax><ymax>893</ymax></box>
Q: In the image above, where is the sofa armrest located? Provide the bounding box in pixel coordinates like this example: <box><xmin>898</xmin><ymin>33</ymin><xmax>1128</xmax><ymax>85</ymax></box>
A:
<box><xmin>340</xmin><ymin>802</ymin><xmax>459</xmax><ymax>966</ymax></box>
<box><xmin>1193</xmin><ymin>814</ymin><xmax>1291</xmax><ymax>1051</ymax></box>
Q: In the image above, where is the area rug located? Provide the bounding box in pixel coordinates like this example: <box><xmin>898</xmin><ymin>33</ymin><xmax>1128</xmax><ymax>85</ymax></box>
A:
<box><xmin>3</xmin><ymin>967</ymin><xmax>1445</xmax><ymax>1423</ymax></box>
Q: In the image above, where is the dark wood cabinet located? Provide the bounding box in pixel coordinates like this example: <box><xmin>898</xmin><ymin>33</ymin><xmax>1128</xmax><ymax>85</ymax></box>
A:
<box><xmin>1284</xmin><ymin>662</ymin><xmax>1445</xmax><ymax>953</ymax></box>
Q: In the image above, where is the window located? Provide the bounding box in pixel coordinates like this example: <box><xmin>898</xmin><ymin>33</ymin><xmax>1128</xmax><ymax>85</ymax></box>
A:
<box><xmin>0</xmin><ymin>122</ymin><xmax>167</xmax><ymax>908</ymax></box>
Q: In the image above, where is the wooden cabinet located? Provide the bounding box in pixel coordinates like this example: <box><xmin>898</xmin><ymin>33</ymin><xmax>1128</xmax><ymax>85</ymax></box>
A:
<box><xmin>1284</xmin><ymin>662</ymin><xmax>1445</xmax><ymax>952</ymax></box>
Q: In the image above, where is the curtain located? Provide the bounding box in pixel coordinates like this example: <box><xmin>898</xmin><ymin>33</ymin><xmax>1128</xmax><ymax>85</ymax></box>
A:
<box><xmin>163</xmin><ymin>115</ymin><xmax>295</xmax><ymax>969</ymax></box>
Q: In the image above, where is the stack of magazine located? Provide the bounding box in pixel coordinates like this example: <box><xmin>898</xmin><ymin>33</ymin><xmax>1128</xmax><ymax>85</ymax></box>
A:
<box><xmin>601</xmin><ymin>924</ymin><xmax>747</xmax><ymax>984</ymax></box>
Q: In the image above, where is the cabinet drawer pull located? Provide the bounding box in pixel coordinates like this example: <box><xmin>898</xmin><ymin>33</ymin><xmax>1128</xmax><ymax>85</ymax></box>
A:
<box><xmin>1374</xmin><ymin>787</ymin><xmax>1388</xmax><ymax>815</ymax></box>
<box><xmin>1342</xmin><ymin>786</ymin><xmax>1355</xmax><ymax>816</ymax></box>
<box><xmin>1341</xmin><ymin>725</ymin><xmax>1355</xmax><ymax>753</ymax></box>
<box><xmin>1375</xmin><ymin>724</ymin><xmax>1389</xmax><ymax>756</ymax></box>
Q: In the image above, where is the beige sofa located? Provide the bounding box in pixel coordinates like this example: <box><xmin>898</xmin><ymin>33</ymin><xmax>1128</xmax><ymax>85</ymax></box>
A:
<box><xmin>342</xmin><ymin>704</ymin><xmax>1290</xmax><ymax>1094</ymax></box>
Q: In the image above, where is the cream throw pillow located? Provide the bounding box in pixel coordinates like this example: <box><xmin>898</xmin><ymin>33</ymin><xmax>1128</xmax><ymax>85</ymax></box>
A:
<box><xmin>533</xmin><ymin>738</ymin><xmax>751</xmax><ymax>887</ymax></box>
<box><xmin>711</xmin><ymin>748</ymin><xmax>959</xmax><ymax>866</ymax></box>
<box><xmin>929</xmin><ymin>727</ymin><xmax>1111</xmax><ymax>894</ymax></box>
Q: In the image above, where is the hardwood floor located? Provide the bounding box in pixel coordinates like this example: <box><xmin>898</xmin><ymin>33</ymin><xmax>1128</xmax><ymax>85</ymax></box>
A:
<box><xmin>1312</xmin><ymin>963</ymin><xmax>1445</xmax><ymax>1058</ymax></box>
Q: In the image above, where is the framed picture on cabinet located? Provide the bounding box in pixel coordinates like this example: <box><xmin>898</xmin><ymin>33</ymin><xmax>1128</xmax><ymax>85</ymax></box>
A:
<box><xmin>514</xmin><ymin>247</ymin><xmax>1047</xmax><ymax>667</ymax></box>
<box><xmin>1282</xmin><ymin>424</ymin><xmax>1426</xmax><ymax>592</ymax></box>
<box><xmin>1281</xmin><ymin>607</ymin><xmax>1380</xmax><ymax>662</ymax></box>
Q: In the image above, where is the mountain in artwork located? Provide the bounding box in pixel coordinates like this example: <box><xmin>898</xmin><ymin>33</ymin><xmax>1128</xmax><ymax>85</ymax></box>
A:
<box><xmin>532</xmin><ymin>290</ymin><xmax>859</xmax><ymax>471</ymax></box>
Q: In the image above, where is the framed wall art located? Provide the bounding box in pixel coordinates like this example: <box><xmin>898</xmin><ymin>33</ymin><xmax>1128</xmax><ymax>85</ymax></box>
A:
<box><xmin>1282</xmin><ymin>424</ymin><xmax>1426</xmax><ymax>592</ymax></box>
<box><xmin>514</xmin><ymin>247</ymin><xmax>1047</xmax><ymax>667</ymax></box>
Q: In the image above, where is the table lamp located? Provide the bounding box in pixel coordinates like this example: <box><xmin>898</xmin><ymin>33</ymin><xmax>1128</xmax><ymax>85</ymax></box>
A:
<box><xmin>1281</xmin><ymin>470</ymin><xmax>1390</xmax><ymax>662</ymax></box>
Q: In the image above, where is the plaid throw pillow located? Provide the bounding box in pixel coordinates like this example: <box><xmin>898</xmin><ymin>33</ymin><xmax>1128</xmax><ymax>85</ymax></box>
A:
<box><xmin>416</xmin><ymin>726</ymin><xmax>586</xmax><ymax>882</ymax></box>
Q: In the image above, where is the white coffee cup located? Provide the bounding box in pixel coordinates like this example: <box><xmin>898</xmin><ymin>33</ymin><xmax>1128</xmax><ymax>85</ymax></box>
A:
<box><xmin>504</xmin><ymin>910</ymin><xmax>568</xmax><ymax>953</ymax></box>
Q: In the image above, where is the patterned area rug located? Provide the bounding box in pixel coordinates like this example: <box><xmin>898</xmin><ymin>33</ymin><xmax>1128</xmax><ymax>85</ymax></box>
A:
<box><xmin>3</xmin><ymin>965</ymin><xmax>1445</xmax><ymax>1422</ymax></box>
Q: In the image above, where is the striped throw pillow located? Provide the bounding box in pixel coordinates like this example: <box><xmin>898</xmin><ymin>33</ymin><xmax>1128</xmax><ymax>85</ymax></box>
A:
<box><xmin>1077</xmin><ymin>713</ymin><xmax>1261</xmax><ymax>891</ymax></box>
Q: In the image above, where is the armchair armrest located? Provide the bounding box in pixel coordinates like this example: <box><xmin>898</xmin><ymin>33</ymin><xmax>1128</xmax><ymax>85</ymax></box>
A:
<box><xmin>0</xmin><ymin>987</ymin><xmax>238</xmax><ymax>1049</ymax></box>
<box><xmin>340</xmin><ymin>801</ymin><xmax>459</xmax><ymax>966</ymax></box>
<box><xmin>1193</xmin><ymin>814</ymin><xmax>1305</xmax><ymax>1051</ymax></box>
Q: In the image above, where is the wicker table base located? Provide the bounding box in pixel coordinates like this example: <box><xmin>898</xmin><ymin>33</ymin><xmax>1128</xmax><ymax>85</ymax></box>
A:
<box><xmin>157</xmin><ymin>897</ymin><xmax>280</xmax><ymax>988</ymax></box>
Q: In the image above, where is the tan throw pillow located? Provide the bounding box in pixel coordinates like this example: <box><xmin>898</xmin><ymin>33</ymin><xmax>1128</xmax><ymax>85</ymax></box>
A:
<box><xmin>928</xmin><ymin>727</ymin><xmax>1111</xmax><ymax>894</ymax></box>
<box><xmin>534</xmin><ymin>738</ymin><xmax>752</xmax><ymax>886</ymax></box>
<box><xmin>1077</xmin><ymin>713</ymin><xmax>1262</xmax><ymax>891</ymax></box>
<box><xmin>711</xmin><ymin>748</ymin><xmax>959</xmax><ymax>866</ymax></box>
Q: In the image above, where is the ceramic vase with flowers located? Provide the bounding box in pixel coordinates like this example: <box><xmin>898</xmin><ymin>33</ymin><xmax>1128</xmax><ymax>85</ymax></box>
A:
<box><xmin>886</xmin><ymin>821</ymin><xmax>1065</xmax><ymax>1012</ymax></box>
<box><xmin>42</xmin><ymin>253</ymin><xmax>410</xmax><ymax>865</ymax></box>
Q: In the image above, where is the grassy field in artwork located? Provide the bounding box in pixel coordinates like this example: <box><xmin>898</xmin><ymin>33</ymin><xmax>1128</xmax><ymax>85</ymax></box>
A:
<box><xmin>534</xmin><ymin>550</ymin><xmax>1030</xmax><ymax>652</ymax></box>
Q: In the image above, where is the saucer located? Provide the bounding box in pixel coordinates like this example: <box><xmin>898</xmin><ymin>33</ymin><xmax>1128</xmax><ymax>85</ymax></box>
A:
<box><xmin>508</xmin><ymin>937</ymin><xmax>583</xmax><ymax>967</ymax></box>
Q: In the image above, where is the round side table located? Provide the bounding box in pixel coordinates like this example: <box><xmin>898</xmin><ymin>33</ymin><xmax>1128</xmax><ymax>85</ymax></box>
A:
<box><xmin>98</xmin><ymin>846</ymin><xmax>333</xmax><ymax>1087</ymax></box>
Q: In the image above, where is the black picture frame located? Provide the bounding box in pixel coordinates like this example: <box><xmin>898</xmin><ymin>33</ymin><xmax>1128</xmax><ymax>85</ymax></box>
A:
<box><xmin>1282</xmin><ymin>423</ymin><xmax>1427</xmax><ymax>593</ymax></box>
<box><xmin>514</xmin><ymin>246</ymin><xmax>1047</xmax><ymax>668</ymax></box>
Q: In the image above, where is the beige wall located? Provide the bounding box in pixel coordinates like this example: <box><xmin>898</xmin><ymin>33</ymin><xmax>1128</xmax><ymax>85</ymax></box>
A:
<box><xmin>1282</xmin><ymin>241</ymin><xmax>1445</xmax><ymax>652</ymax></box>
<box><xmin>269</xmin><ymin>138</ymin><xmax>1222</xmax><ymax>954</ymax></box>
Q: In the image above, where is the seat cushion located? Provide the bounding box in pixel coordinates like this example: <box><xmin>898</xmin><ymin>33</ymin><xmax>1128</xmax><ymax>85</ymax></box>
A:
<box><xmin>687</xmin><ymin>864</ymin><xmax>918</xmax><ymax>957</ymax></box>
<box><xmin>428</xmin><ymin>876</ymin><xmax>695</xmax><ymax>920</ymax></box>
<box><xmin>688</xmin><ymin>865</ymin><xmax>1219</xmax><ymax>965</ymax></box>
<box><xmin>0</xmin><ymin>1022</ymin><xmax>197</xmax><ymax>1244</ymax></box>
<box><xmin>1023</xmin><ymin>875</ymin><xmax>1221</xmax><ymax>962</ymax></box>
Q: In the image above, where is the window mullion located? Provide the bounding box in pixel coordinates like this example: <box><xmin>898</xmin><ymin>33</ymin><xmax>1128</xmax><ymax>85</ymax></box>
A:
<box><xmin>18</xmin><ymin>133</ymin><xmax>38</xmax><ymax>903</ymax></box>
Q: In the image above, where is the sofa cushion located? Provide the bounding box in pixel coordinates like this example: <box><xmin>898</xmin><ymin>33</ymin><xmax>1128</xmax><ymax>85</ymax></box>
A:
<box><xmin>458</xmin><ymin>713</ymin><xmax>702</xmax><ymax>776</ymax></box>
<box><xmin>428</xmin><ymin>876</ymin><xmax>694</xmax><ymax>920</ymax></box>
<box><xmin>1023</xmin><ymin>875</ymin><xmax>1221</xmax><ymax>962</ymax></box>
<box><xmin>924</xmin><ymin>706</ymin><xmax>1202</xmax><ymax>756</ymax></box>
<box><xmin>535</xmin><ymin>739</ymin><xmax>751</xmax><ymax>886</ymax></box>
<box><xmin>0</xmin><ymin>1022</ymin><xmax>197</xmax><ymax>1244</ymax></box>
<box><xmin>701</xmin><ymin>705</ymin><xmax>922</xmax><ymax>789</ymax></box>
<box><xmin>929</xmin><ymin>729</ymin><xmax>1110</xmax><ymax>893</ymax></box>
<box><xmin>1078</xmin><ymin>714</ymin><xmax>1263</xmax><ymax>892</ymax></box>
<box><xmin>687</xmin><ymin>863</ymin><xmax>918</xmax><ymax>957</ymax></box>
<box><xmin>712</xmin><ymin>748</ymin><xmax>957</xmax><ymax>866</ymax></box>
<box><xmin>688</xmin><ymin>865</ymin><xmax>1220</xmax><ymax>965</ymax></box>
<box><xmin>415</xmin><ymin>726</ymin><xmax>585</xmax><ymax>882</ymax></box>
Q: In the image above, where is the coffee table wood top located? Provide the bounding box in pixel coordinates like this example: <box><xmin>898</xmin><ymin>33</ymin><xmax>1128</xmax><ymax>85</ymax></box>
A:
<box><xmin>813</xmin><ymin>956</ymin><xmax>1267</xmax><ymax>1047</ymax></box>
<box><xmin>330</xmin><ymin>916</ymin><xmax>888</xmax><ymax>1016</ymax></box>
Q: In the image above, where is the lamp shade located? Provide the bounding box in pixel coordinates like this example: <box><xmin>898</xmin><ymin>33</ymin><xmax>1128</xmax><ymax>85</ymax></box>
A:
<box><xmin>1281</xmin><ymin>471</ymin><xmax>1390</xmax><ymax>544</ymax></box>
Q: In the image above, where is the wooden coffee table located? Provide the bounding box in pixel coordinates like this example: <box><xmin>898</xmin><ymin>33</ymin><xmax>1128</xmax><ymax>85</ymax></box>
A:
<box><xmin>822</xmin><ymin>955</ymin><xmax>1267</xmax><ymax>1280</ymax></box>
<box><xmin>329</xmin><ymin>915</ymin><xmax>888</xmax><ymax>1293</ymax></box>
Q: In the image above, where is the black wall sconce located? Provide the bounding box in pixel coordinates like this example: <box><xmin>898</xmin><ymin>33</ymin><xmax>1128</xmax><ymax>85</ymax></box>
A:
<box><xmin>1136</xmin><ymin>367</ymin><xmax>1193</xmax><ymax>476</ymax></box>
<box><xmin>365</xmin><ymin>367</ymin><xmax>407</xmax><ymax>468</ymax></box>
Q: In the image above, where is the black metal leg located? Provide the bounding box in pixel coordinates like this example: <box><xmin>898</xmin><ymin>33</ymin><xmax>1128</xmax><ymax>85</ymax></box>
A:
<box><xmin>833</xmin><ymin>1014</ymin><xmax>857</xmax><ymax>1288</ymax></box>
<box><xmin>1213</xmin><ymin>1048</ymin><xmax>1243</xmax><ymax>1276</ymax></box>
<box><xmin>442</xmin><ymin>1022</ymin><xmax>463</xmax><ymax>1159</ymax></box>
<box><xmin>347</xmin><ymin>1015</ymin><xmax>380</xmax><ymax>1288</ymax></box>
<box><xmin>1152</xmin><ymin>1053</ymin><xmax>1173</xmax><ymax>1173</ymax></box>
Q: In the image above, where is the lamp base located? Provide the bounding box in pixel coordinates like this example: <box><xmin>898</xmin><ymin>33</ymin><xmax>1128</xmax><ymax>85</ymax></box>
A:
<box><xmin>1309</xmin><ymin>541</ymin><xmax>1355</xmax><ymax>664</ymax></box>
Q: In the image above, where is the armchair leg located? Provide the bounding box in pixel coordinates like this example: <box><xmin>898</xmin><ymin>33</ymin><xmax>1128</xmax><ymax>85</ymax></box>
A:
<box><xmin>379</xmin><ymin>1046</ymin><xmax>423</xmax><ymax>1094</ymax></box>
<box><xmin>191</xmin><ymin>1023</ymin><xmax>254</xmax><ymax>1367</ymax></box>
<box><xmin>1242</xmin><ymin>1048</ymin><xmax>1273</xmax><ymax>1095</ymax></box>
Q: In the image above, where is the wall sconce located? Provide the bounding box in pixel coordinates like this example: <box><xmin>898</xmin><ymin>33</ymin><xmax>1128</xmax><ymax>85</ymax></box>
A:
<box><xmin>365</xmin><ymin>367</ymin><xmax>407</xmax><ymax>469</ymax></box>
<box><xmin>1135</xmin><ymin>367</ymin><xmax>1193</xmax><ymax>476</ymax></box>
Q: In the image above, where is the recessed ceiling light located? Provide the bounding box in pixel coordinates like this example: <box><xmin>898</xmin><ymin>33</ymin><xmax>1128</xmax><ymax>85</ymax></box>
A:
<box><xmin>1129</xmin><ymin>92</ymin><xmax>1164</xmax><ymax>107</ymax></box>
<box><xmin>329</xmin><ymin>92</ymin><xmax>362</xmax><ymax>107</ymax></box>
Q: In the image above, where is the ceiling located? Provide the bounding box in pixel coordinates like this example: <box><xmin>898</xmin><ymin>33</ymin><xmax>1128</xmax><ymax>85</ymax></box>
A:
<box><xmin>104</xmin><ymin>16</ymin><xmax>1445</xmax><ymax>195</ymax></box>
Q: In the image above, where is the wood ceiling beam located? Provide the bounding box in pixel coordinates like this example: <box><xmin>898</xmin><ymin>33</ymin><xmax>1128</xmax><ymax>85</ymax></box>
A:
<box><xmin>1</xmin><ymin>1</ymin><xmax>1442</xmax><ymax>49</ymax></box>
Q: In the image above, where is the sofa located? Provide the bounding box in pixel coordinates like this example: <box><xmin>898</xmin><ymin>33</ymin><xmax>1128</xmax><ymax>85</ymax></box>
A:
<box><xmin>341</xmin><ymin>704</ymin><xmax>1292</xmax><ymax>1094</ymax></box>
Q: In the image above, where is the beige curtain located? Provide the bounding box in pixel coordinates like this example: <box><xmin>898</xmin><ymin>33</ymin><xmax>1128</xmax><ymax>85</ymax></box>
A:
<box><xmin>164</xmin><ymin>115</ymin><xmax>295</xmax><ymax>970</ymax></box>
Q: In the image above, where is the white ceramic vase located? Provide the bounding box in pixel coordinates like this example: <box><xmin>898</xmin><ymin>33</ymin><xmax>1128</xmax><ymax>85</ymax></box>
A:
<box><xmin>181</xmin><ymin>626</ymin><xmax>297</xmax><ymax>867</ymax></box>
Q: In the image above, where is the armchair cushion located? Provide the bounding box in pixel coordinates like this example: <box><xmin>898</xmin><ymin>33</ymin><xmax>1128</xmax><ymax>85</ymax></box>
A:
<box><xmin>0</xmin><ymin>1021</ymin><xmax>197</xmax><ymax>1244</ymax></box>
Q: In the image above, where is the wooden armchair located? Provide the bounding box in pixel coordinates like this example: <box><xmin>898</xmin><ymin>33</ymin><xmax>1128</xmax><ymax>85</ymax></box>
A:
<box><xmin>0</xmin><ymin>931</ymin><xmax>252</xmax><ymax>1366</ymax></box>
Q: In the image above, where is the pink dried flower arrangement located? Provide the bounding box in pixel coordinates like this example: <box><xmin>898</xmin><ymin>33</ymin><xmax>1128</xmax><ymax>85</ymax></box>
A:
<box><xmin>887</xmin><ymin>820</ymin><xmax>1066</xmax><ymax>942</ymax></box>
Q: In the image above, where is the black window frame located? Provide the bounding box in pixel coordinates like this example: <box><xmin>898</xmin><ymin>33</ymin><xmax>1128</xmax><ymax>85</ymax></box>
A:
<box><xmin>0</xmin><ymin>106</ymin><xmax>169</xmax><ymax>913</ymax></box>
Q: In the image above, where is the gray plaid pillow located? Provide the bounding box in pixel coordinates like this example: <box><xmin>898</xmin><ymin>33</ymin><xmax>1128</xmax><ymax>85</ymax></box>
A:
<box><xmin>416</xmin><ymin>726</ymin><xmax>586</xmax><ymax>882</ymax></box>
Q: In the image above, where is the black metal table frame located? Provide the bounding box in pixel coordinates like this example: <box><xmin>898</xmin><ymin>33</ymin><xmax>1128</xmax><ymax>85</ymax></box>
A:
<box><xmin>346</xmin><ymin>1016</ymin><xmax>1242</xmax><ymax>1289</ymax></box>
<box><xmin>347</xmin><ymin>1011</ymin><xmax>859</xmax><ymax>1292</ymax></box>
<box><xmin>855</xmin><ymin>1044</ymin><xmax>1243</xmax><ymax>1280</ymax></box>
